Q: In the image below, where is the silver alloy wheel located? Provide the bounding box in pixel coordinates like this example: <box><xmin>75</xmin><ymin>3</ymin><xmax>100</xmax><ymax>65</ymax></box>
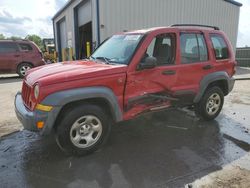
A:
<box><xmin>70</xmin><ymin>115</ymin><xmax>103</xmax><ymax>148</ymax></box>
<box><xmin>20</xmin><ymin>65</ymin><xmax>31</xmax><ymax>76</ymax></box>
<box><xmin>206</xmin><ymin>93</ymin><xmax>221</xmax><ymax>116</ymax></box>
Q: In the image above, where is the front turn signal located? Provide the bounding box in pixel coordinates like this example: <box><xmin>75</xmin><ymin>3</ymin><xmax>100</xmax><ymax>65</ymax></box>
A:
<box><xmin>37</xmin><ymin>121</ymin><xmax>44</xmax><ymax>129</ymax></box>
<box><xmin>36</xmin><ymin>104</ymin><xmax>53</xmax><ymax>112</ymax></box>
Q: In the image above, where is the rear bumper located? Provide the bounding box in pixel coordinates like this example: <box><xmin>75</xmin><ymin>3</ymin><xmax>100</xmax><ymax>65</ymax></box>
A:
<box><xmin>228</xmin><ymin>77</ymin><xmax>235</xmax><ymax>93</ymax></box>
<box><xmin>15</xmin><ymin>92</ymin><xmax>60</xmax><ymax>135</ymax></box>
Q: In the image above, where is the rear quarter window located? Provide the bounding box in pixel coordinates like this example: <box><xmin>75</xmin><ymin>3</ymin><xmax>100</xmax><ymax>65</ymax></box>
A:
<box><xmin>18</xmin><ymin>43</ymin><xmax>33</xmax><ymax>51</ymax></box>
<box><xmin>210</xmin><ymin>34</ymin><xmax>229</xmax><ymax>60</ymax></box>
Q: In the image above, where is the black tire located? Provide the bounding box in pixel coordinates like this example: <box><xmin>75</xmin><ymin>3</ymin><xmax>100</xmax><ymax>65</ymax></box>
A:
<box><xmin>55</xmin><ymin>104</ymin><xmax>111</xmax><ymax>156</ymax></box>
<box><xmin>195</xmin><ymin>87</ymin><xmax>224</xmax><ymax>121</ymax></box>
<box><xmin>17</xmin><ymin>63</ymin><xmax>32</xmax><ymax>78</ymax></box>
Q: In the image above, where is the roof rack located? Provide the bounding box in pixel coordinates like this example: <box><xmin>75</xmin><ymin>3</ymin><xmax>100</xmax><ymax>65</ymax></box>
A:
<box><xmin>171</xmin><ymin>24</ymin><xmax>220</xmax><ymax>30</ymax></box>
<box><xmin>0</xmin><ymin>39</ymin><xmax>29</xmax><ymax>41</ymax></box>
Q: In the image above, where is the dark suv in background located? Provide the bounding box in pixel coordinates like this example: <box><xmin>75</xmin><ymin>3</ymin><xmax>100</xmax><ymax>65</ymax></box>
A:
<box><xmin>0</xmin><ymin>40</ymin><xmax>45</xmax><ymax>77</ymax></box>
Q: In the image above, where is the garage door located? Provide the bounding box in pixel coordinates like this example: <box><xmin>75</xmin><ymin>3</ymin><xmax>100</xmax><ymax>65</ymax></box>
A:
<box><xmin>59</xmin><ymin>20</ymin><xmax>67</xmax><ymax>51</ymax></box>
<box><xmin>78</xmin><ymin>1</ymin><xmax>91</xmax><ymax>27</ymax></box>
<box><xmin>57</xmin><ymin>19</ymin><xmax>67</xmax><ymax>61</ymax></box>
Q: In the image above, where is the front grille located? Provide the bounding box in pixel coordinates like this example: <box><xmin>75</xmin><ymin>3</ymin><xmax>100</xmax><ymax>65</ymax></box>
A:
<box><xmin>22</xmin><ymin>82</ymin><xmax>32</xmax><ymax>109</ymax></box>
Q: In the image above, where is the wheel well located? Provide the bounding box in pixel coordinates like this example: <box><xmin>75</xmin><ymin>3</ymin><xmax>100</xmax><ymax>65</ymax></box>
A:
<box><xmin>207</xmin><ymin>80</ymin><xmax>228</xmax><ymax>96</ymax></box>
<box><xmin>54</xmin><ymin>98</ymin><xmax>114</xmax><ymax>130</ymax></box>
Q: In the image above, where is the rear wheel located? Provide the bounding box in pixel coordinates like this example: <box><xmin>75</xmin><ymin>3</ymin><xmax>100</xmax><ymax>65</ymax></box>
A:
<box><xmin>55</xmin><ymin>104</ymin><xmax>111</xmax><ymax>156</ymax></box>
<box><xmin>17</xmin><ymin>63</ymin><xmax>32</xmax><ymax>78</ymax></box>
<box><xmin>195</xmin><ymin>87</ymin><xmax>224</xmax><ymax>121</ymax></box>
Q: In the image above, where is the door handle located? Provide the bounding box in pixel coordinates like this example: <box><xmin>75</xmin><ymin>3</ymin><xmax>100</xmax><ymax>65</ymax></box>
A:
<box><xmin>162</xmin><ymin>70</ymin><xmax>176</xmax><ymax>75</ymax></box>
<box><xmin>203</xmin><ymin>65</ymin><xmax>213</xmax><ymax>70</ymax></box>
<box><xmin>14</xmin><ymin>55</ymin><xmax>20</xmax><ymax>57</ymax></box>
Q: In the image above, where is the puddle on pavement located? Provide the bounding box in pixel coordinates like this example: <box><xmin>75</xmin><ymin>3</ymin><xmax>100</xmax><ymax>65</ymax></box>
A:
<box><xmin>0</xmin><ymin>108</ymin><xmax>250</xmax><ymax>188</ymax></box>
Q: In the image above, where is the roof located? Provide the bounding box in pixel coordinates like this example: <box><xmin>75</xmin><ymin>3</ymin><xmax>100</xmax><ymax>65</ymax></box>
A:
<box><xmin>224</xmin><ymin>0</ymin><xmax>242</xmax><ymax>7</ymax></box>
<box><xmin>0</xmin><ymin>39</ymin><xmax>30</xmax><ymax>42</ymax></box>
<box><xmin>52</xmin><ymin>0</ymin><xmax>76</xmax><ymax>20</ymax></box>
<box><xmin>125</xmin><ymin>27</ymin><xmax>167</xmax><ymax>34</ymax></box>
<box><xmin>52</xmin><ymin>0</ymin><xmax>242</xmax><ymax>20</ymax></box>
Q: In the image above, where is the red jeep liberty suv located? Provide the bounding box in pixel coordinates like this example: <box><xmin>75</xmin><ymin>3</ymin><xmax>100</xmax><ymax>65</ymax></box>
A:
<box><xmin>15</xmin><ymin>24</ymin><xmax>236</xmax><ymax>155</ymax></box>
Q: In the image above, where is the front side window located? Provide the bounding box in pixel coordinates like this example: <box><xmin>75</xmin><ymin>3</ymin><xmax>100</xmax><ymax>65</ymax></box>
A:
<box><xmin>91</xmin><ymin>34</ymin><xmax>143</xmax><ymax>65</ymax></box>
<box><xmin>210</xmin><ymin>34</ymin><xmax>229</xmax><ymax>60</ymax></box>
<box><xmin>18</xmin><ymin>43</ymin><xmax>33</xmax><ymax>51</ymax></box>
<box><xmin>180</xmin><ymin>33</ymin><xmax>208</xmax><ymax>63</ymax></box>
<box><xmin>0</xmin><ymin>42</ymin><xmax>18</xmax><ymax>53</ymax></box>
<box><xmin>143</xmin><ymin>33</ymin><xmax>176</xmax><ymax>66</ymax></box>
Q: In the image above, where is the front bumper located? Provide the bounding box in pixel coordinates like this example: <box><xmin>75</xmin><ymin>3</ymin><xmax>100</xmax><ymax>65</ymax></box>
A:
<box><xmin>15</xmin><ymin>92</ymin><xmax>38</xmax><ymax>132</ymax></box>
<box><xmin>15</xmin><ymin>92</ymin><xmax>60</xmax><ymax>135</ymax></box>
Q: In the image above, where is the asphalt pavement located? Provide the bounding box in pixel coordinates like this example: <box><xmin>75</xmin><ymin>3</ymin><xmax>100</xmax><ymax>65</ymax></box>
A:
<box><xmin>0</xmin><ymin>68</ymin><xmax>250</xmax><ymax>188</ymax></box>
<box><xmin>1</xmin><ymin>107</ymin><xmax>250</xmax><ymax>188</ymax></box>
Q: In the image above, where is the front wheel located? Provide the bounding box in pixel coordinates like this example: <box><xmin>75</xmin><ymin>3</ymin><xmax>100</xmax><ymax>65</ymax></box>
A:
<box><xmin>195</xmin><ymin>87</ymin><xmax>224</xmax><ymax>121</ymax></box>
<box><xmin>55</xmin><ymin>104</ymin><xmax>111</xmax><ymax>156</ymax></box>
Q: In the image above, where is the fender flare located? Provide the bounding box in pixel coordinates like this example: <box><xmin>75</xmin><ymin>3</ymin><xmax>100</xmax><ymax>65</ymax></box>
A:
<box><xmin>194</xmin><ymin>71</ymin><xmax>231</xmax><ymax>103</ymax></box>
<box><xmin>41</xmin><ymin>86</ymin><xmax>123</xmax><ymax>122</ymax></box>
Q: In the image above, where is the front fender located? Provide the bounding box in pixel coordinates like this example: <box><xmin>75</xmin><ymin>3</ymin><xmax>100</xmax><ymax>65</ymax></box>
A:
<box><xmin>41</xmin><ymin>86</ymin><xmax>123</xmax><ymax>122</ymax></box>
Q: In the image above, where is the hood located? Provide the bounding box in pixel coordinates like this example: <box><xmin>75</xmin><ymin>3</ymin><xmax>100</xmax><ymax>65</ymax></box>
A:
<box><xmin>25</xmin><ymin>60</ymin><xmax>127</xmax><ymax>86</ymax></box>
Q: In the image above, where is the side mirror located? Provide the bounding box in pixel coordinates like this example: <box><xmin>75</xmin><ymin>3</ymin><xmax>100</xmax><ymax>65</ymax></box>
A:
<box><xmin>138</xmin><ymin>57</ymin><xmax>157</xmax><ymax>70</ymax></box>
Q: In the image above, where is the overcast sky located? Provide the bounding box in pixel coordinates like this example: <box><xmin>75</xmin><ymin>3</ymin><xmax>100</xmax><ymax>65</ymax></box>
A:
<box><xmin>0</xmin><ymin>0</ymin><xmax>67</xmax><ymax>38</ymax></box>
<box><xmin>0</xmin><ymin>0</ymin><xmax>249</xmax><ymax>47</ymax></box>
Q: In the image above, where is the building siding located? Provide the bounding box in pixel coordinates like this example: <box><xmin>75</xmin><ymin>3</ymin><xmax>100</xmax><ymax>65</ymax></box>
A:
<box><xmin>53</xmin><ymin>0</ymin><xmax>240</xmax><ymax>60</ymax></box>
<box><xmin>99</xmin><ymin>0</ymin><xmax>240</xmax><ymax>50</ymax></box>
<box><xmin>53</xmin><ymin>0</ymin><xmax>94</xmax><ymax>55</ymax></box>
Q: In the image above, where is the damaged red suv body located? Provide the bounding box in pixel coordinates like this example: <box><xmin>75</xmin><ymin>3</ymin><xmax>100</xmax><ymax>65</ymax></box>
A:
<box><xmin>15</xmin><ymin>25</ymin><xmax>236</xmax><ymax>155</ymax></box>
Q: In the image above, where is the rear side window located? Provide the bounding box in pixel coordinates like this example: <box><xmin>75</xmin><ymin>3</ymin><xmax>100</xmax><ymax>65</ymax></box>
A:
<box><xmin>180</xmin><ymin>33</ymin><xmax>208</xmax><ymax>63</ymax></box>
<box><xmin>0</xmin><ymin>42</ymin><xmax>18</xmax><ymax>53</ymax></box>
<box><xmin>18</xmin><ymin>43</ymin><xmax>33</xmax><ymax>51</ymax></box>
<box><xmin>210</xmin><ymin>34</ymin><xmax>229</xmax><ymax>60</ymax></box>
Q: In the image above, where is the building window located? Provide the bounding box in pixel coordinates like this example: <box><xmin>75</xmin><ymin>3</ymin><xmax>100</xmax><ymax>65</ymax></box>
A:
<box><xmin>210</xmin><ymin>34</ymin><xmax>229</xmax><ymax>60</ymax></box>
<box><xmin>180</xmin><ymin>33</ymin><xmax>208</xmax><ymax>63</ymax></box>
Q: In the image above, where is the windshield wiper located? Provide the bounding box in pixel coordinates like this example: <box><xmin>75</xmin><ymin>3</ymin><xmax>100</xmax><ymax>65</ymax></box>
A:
<box><xmin>95</xmin><ymin>56</ymin><xmax>111</xmax><ymax>64</ymax></box>
<box><xmin>92</xmin><ymin>56</ymin><xmax>119</xmax><ymax>65</ymax></box>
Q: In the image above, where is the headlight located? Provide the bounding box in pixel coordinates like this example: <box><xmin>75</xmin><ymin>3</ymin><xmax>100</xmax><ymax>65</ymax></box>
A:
<box><xmin>34</xmin><ymin>84</ymin><xmax>39</xmax><ymax>100</ymax></box>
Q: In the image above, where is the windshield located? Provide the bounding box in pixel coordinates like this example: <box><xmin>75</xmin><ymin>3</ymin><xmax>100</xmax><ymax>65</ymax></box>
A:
<box><xmin>91</xmin><ymin>34</ymin><xmax>143</xmax><ymax>65</ymax></box>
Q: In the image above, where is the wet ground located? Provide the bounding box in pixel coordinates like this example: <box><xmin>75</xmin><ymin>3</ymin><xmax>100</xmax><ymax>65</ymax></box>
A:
<box><xmin>1</xmin><ymin>106</ymin><xmax>250</xmax><ymax>188</ymax></box>
<box><xmin>0</xmin><ymin>76</ymin><xmax>22</xmax><ymax>137</ymax></box>
<box><xmin>0</xmin><ymin>70</ymin><xmax>250</xmax><ymax>188</ymax></box>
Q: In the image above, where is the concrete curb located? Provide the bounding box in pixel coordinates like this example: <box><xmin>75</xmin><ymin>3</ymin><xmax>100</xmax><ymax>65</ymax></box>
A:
<box><xmin>235</xmin><ymin>78</ymin><xmax>250</xmax><ymax>81</ymax></box>
<box><xmin>0</xmin><ymin>129</ymin><xmax>21</xmax><ymax>139</ymax></box>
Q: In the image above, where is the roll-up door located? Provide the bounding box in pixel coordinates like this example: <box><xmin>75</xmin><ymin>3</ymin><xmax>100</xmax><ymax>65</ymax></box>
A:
<box><xmin>78</xmin><ymin>1</ymin><xmax>91</xmax><ymax>27</ymax></box>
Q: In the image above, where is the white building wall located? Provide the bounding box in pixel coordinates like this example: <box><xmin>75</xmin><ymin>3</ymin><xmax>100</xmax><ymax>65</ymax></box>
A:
<box><xmin>53</xmin><ymin>0</ymin><xmax>240</xmax><ymax>58</ymax></box>
<box><xmin>99</xmin><ymin>0</ymin><xmax>240</xmax><ymax>49</ymax></box>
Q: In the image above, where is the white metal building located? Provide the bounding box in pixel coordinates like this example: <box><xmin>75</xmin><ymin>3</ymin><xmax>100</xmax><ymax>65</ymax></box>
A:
<box><xmin>52</xmin><ymin>0</ymin><xmax>242</xmax><ymax>61</ymax></box>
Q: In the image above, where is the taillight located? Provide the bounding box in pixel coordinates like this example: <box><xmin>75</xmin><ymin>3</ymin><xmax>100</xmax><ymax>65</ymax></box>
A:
<box><xmin>232</xmin><ymin>61</ymin><xmax>237</xmax><ymax>75</ymax></box>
